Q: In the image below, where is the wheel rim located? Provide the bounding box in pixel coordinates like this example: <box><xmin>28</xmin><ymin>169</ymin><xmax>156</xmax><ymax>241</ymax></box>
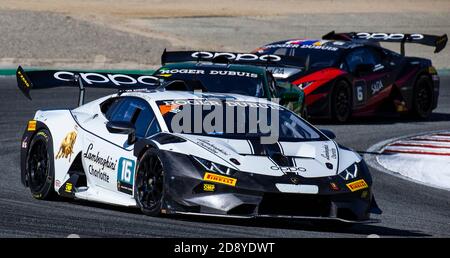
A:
<box><xmin>28</xmin><ymin>140</ymin><xmax>49</xmax><ymax>192</ymax></box>
<box><xmin>335</xmin><ymin>86</ymin><xmax>350</xmax><ymax>119</ymax></box>
<box><xmin>416</xmin><ymin>82</ymin><xmax>432</xmax><ymax>115</ymax></box>
<box><xmin>137</xmin><ymin>155</ymin><xmax>164</xmax><ymax>211</ymax></box>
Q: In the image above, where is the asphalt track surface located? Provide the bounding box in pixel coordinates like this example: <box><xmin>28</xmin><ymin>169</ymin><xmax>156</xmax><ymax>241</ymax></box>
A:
<box><xmin>0</xmin><ymin>76</ymin><xmax>449</xmax><ymax>237</ymax></box>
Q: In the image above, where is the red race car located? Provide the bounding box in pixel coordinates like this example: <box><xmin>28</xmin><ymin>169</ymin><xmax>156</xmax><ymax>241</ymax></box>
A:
<box><xmin>253</xmin><ymin>31</ymin><xmax>447</xmax><ymax>122</ymax></box>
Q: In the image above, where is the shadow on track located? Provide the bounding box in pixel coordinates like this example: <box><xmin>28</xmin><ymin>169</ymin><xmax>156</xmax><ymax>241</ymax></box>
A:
<box><xmin>172</xmin><ymin>215</ymin><xmax>431</xmax><ymax>237</ymax></box>
<box><xmin>64</xmin><ymin>199</ymin><xmax>430</xmax><ymax>237</ymax></box>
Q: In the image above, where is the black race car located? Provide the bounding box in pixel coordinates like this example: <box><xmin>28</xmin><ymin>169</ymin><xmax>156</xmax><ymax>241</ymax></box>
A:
<box><xmin>253</xmin><ymin>31</ymin><xmax>448</xmax><ymax>122</ymax></box>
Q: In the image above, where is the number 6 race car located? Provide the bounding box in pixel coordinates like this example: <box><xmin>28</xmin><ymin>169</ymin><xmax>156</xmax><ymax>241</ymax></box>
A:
<box><xmin>253</xmin><ymin>31</ymin><xmax>447</xmax><ymax>122</ymax></box>
<box><xmin>17</xmin><ymin>66</ymin><xmax>381</xmax><ymax>224</ymax></box>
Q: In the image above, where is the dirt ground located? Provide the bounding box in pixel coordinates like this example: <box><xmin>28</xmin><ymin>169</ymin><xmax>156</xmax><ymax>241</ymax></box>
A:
<box><xmin>2</xmin><ymin>0</ymin><xmax>449</xmax><ymax>17</ymax></box>
<box><xmin>0</xmin><ymin>0</ymin><xmax>448</xmax><ymax>69</ymax></box>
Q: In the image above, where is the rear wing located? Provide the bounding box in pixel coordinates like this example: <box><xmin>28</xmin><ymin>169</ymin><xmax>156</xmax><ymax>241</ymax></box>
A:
<box><xmin>322</xmin><ymin>31</ymin><xmax>448</xmax><ymax>55</ymax></box>
<box><xmin>16</xmin><ymin>66</ymin><xmax>159</xmax><ymax>106</ymax></box>
<box><xmin>161</xmin><ymin>49</ymin><xmax>302</xmax><ymax>67</ymax></box>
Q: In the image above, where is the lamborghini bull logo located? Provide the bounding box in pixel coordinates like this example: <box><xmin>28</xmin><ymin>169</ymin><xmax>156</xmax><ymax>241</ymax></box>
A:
<box><xmin>56</xmin><ymin>131</ymin><xmax>78</xmax><ymax>161</ymax></box>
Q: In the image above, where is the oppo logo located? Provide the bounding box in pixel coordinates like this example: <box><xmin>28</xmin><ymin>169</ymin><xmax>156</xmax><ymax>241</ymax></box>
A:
<box><xmin>191</xmin><ymin>51</ymin><xmax>282</xmax><ymax>62</ymax></box>
<box><xmin>54</xmin><ymin>71</ymin><xmax>159</xmax><ymax>86</ymax></box>
<box><xmin>356</xmin><ymin>32</ymin><xmax>424</xmax><ymax>41</ymax></box>
<box><xmin>270</xmin><ymin>166</ymin><xmax>306</xmax><ymax>173</ymax></box>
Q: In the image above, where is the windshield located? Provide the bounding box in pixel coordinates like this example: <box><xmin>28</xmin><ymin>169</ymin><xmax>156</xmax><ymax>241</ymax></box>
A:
<box><xmin>155</xmin><ymin>67</ymin><xmax>265</xmax><ymax>97</ymax></box>
<box><xmin>256</xmin><ymin>40</ymin><xmax>342</xmax><ymax>69</ymax></box>
<box><xmin>156</xmin><ymin>99</ymin><xmax>325</xmax><ymax>142</ymax></box>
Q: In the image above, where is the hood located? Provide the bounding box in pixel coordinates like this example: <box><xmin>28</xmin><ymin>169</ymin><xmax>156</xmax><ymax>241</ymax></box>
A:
<box><xmin>157</xmin><ymin>133</ymin><xmax>340</xmax><ymax>178</ymax></box>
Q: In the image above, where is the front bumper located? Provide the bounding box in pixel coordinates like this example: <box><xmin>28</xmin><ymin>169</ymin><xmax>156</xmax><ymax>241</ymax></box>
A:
<box><xmin>160</xmin><ymin>151</ymin><xmax>381</xmax><ymax>223</ymax></box>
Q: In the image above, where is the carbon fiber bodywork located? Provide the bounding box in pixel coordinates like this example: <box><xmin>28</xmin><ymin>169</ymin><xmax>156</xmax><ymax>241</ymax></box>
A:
<box><xmin>156</xmin><ymin>150</ymin><xmax>380</xmax><ymax>222</ymax></box>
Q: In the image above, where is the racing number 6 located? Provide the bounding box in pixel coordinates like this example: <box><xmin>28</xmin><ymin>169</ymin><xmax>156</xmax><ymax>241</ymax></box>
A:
<box><xmin>356</xmin><ymin>86</ymin><xmax>364</xmax><ymax>102</ymax></box>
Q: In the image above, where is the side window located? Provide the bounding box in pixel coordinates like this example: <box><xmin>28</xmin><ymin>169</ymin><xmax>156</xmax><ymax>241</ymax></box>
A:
<box><xmin>145</xmin><ymin>118</ymin><xmax>161</xmax><ymax>137</ymax></box>
<box><xmin>345</xmin><ymin>48</ymin><xmax>382</xmax><ymax>73</ymax></box>
<box><xmin>109</xmin><ymin>97</ymin><xmax>157</xmax><ymax>138</ymax></box>
<box><xmin>101</xmin><ymin>97</ymin><xmax>125</xmax><ymax>120</ymax></box>
<box><xmin>272</xmin><ymin>48</ymin><xmax>290</xmax><ymax>56</ymax></box>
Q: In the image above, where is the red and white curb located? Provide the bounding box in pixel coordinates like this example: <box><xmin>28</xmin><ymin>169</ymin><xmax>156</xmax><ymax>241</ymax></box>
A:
<box><xmin>382</xmin><ymin>132</ymin><xmax>450</xmax><ymax>156</ymax></box>
<box><xmin>365</xmin><ymin>131</ymin><xmax>450</xmax><ymax>191</ymax></box>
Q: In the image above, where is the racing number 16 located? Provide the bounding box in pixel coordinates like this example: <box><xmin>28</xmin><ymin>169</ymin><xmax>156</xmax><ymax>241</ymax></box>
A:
<box><xmin>121</xmin><ymin>160</ymin><xmax>133</xmax><ymax>182</ymax></box>
<box><xmin>118</xmin><ymin>158</ymin><xmax>135</xmax><ymax>184</ymax></box>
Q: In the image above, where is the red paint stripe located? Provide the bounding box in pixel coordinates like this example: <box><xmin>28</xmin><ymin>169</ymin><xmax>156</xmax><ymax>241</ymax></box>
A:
<box><xmin>383</xmin><ymin>149</ymin><xmax>450</xmax><ymax>156</ymax></box>
<box><xmin>436</xmin><ymin>133</ymin><xmax>450</xmax><ymax>137</ymax></box>
<box><xmin>411</xmin><ymin>138</ymin><xmax>450</xmax><ymax>143</ymax></box>
<box><xmin>390</xmin><ymin>143</ymin><xmax>450</xmax><ymax>149</ymax></box>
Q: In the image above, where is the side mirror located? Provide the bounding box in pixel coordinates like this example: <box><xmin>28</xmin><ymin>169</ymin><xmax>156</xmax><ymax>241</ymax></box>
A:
<box><xmin>320</xmin><ymin>129</ymin><xmax>336</xmax><ymax>139</ymax></box>
<box><xmin>106</xmin><ymin>121</ymin><xmax>136</xmax><ymax>145</ymax></box>
<box><xmin>354</xmin><ymin>63</ymin><xmax>374</xmax><ymax>76</ymax></box>
<box><xmin>280</xmin><ymin>91</ymin><xmax>301</xmax><ymax>103</ymax></box>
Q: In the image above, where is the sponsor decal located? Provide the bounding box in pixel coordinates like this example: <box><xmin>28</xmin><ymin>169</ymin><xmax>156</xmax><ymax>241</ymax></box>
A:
<box><xmin>83</xmin><ymin>143</ymin><xmax>116</xmax><ymax>183</ymax></box>
<box><xmin>331</xmin><ymin>148</ymin><xmax>337</xmax><ymax>159</ymax></box>
<box><xmin>159</xmin><ymin>104</ymin><xmax>182</xmax><ymax>116</ymax></box>
<box><xmin>54</xmin><ymin>71</ymin><xmax>158</xmax><ymax>86</ymax></box>
<box><xmin>65</xmin><ymin>183</ymin><xmax>73</xmax><ymax>193</ymax></box>
<box><xmin>321</xmin><ymin>145</ymin><xmax>336</xmax><ymax>162</ymax></box>
<box><xmin>270</xmin><ymin>166</ymin><xmax>306</xmax><ymax>173</ymax></box>
<box><xmin>117</xmin><ymin>157</ymin><xmax>136</xmax><ymax>195</ymax></box>
<box><xmin>263</xmin><ymin>39</ymin><xmax>338</xmax><ymax>51</ymax></box>
<box><xmin>55</xmin><ymin>129</ymin><xmax>78</xmax><ymax>161</ymax></box>
<box><xmin>36</xmin><ymin>131</ymin><xmax>48</xmax><ymax>139</ymax></box>
<box><xmin>191</xmin><ymin>51</ymin><xmax>281</xmax><ymax>62</ymax></box>
<box><xmin>158</xmin><ymin>69</ymin><xmax>258</xmax><ymax>78</ymax></box>
<box><xmin>371</xmin><ymin>80</ymin><xmax>384</xmax><ymax>95</ymax></box>
<box><xmin>203</xmin><ymin>183</ymin><xmax>215</xmax><ymax>192</ymax></box>
<box><xmin>17</xmin><ymin>69</ymin><xmax>31</xmax><ymax>88</ymax></box>
<box><xmin>27</xmin><ymin>120</ymin><xmax>37</xmax><ymax>131</ymax></box>
<box><xmin>21</xmin><ymin>137</ymin><xmax>28</xmax><ymax>149</ymax></box>
<box><xmin>356</xmin><ymin>32</ymin><xmax>424</xmax><ymax>41</ymax></box>
<box><xmin>329</xmin><ymin>182</ymin><xmax>340</xmax><ymax>191</ymax></box>
<box><xmin>161</xmin><ymin>99</ymin><xmax>280</xmax><ymax>110</ymax></box>
<box><xmin>321</xmin><ymin>145</ymin><xmax>330</xmax><ymax>160</ymax></box>
<box><xmin>196</xmin><ymin>139</ymin><xmax>229</xmax><ymax>156</ymax></box>
<box><xmin>290</xmin><ymin>177</ymin><xmax>300</xmax><ymax>185</ymax></box>
<box><xmin>346</xmin><ymin>179</ymin><xmax>368</xmax><ymax>192</ymax></box>
<box><xmin>203</xmin><ymin>172</ymin><xmax>237</xmax><ymax>187</ymax></box>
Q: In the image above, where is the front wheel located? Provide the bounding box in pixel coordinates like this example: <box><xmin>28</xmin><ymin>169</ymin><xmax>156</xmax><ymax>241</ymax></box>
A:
<box><xmin>332</xmin><ymin>80</ymin><xmax>352</xmax><ymax>123</ymax></box>
<box><xmin>26</xmin><ymin>129</ymin><xmax>56</xmax><ymax>200</ymax></box>
<box><xmin>411</xmin><ymin>75</ymin><xmax>433</xmax><ymax>119</ymax></box>
<box><xmin>134</xmin><ymin>148</ymin><xmax>165</xmax><ymax>216</ymax></box>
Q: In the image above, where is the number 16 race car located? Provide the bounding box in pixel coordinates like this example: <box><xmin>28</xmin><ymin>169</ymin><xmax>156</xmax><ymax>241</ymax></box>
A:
<box><xmin>253</xmin><ymin>31</ymin><xmax>447</xmax><ymax>122</ymax></box>
<box><xmin>17</xmin><ymin>66</ymin><xmax>381</xmax><ymax>224</ymax></box>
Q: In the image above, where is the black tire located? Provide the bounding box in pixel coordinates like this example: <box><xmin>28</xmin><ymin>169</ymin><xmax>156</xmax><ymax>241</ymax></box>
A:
<box><xmin>331</xmin><ymin>80</ymin><xmax>352</xmax><ymax>123</ymax></box>
<box><xmin>411</xmin><ymin>75</ymin><xmax>433</xmax><ymax>119</ymax></box>
<box><xmin>134</xmin><ymin>148</ymin><xmax>165</xmax><ymax>216</ymax></box>
<box><xmin>26</xmin><ymin>129</ymin><xmax>56</xmax><ymax>200</ymax></box>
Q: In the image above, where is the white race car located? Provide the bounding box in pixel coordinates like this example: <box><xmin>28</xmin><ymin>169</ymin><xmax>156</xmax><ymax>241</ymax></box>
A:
<box><xmin>17</xmin><ymin>67</ymin><xmax>381</xmax><ymax>224</ymax></box>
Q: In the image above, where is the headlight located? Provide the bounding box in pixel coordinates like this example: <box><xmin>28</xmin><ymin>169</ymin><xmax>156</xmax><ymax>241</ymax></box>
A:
<box><xmin>338</xmin><ymin>163</ymin><xmax>359</xmax><ymax>181</ymax></box>
<box><xmin>192</xmin><ymin>156</ymin><xmax>236</xmax><ymax>176</ymax></box>
<box><xmin>298</xmin><ymin>81</ymin><xmax>314</xmax><ymax>90</ymax></box>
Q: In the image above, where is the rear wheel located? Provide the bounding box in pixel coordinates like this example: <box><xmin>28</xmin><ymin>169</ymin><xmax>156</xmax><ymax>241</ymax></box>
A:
<box><xmin>332</xmin><ymin>80</ymin><xmax>352</xmax><ymax>123</ymax></box>
<box><xmin>26</xmin><ymin>129</ymin><xmax>56</xmax><ymax>200</ymax></box>
<box><xmin>411</xmin><ymin>75</ymin><xmax>433</xmax><ymax>119</ymax></box>
<box><xmin>134</xmin><ymin>149</ymin><xmax>165</xmax><ymax>216</ymax></box>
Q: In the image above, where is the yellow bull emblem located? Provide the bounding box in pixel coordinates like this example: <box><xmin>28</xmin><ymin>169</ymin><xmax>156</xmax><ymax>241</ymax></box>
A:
<box><xmin>55</xmin><ymin>131</ymin><xmax>77</xmax><ymax>161</ymax></box>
